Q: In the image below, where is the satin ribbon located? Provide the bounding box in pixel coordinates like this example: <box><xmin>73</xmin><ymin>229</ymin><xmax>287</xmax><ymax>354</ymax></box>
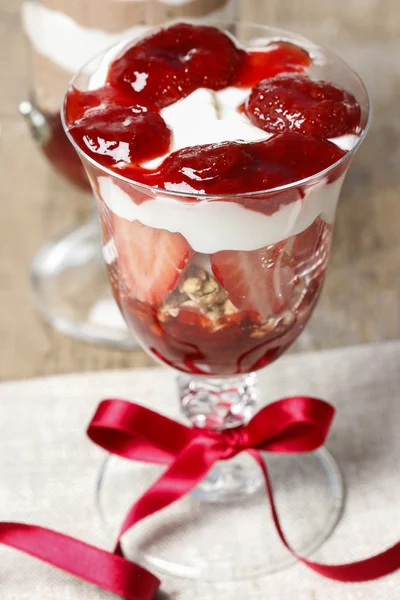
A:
<box><xmin>1</xmin><ymin>396</ymin><xmax>400</xmax><ymax>600</ymax></box>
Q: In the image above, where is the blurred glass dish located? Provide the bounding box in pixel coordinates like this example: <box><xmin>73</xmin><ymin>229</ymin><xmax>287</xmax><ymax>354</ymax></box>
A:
<box><xmin>20</xmin><ymin>0</ymin><xmax>237</xmax><ymax>348</ymax></box>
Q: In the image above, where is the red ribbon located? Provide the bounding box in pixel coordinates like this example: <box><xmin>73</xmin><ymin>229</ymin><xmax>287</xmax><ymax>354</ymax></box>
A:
<box><xmin>1</xmin><ymin>396</ymin><xmax>400</xmax><ymax>599</ymax></box>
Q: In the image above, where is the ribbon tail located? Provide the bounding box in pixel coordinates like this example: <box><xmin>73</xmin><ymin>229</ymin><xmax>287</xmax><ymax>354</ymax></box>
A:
<box><xmin>249</xmin><ymin>450</ymin><xmax>400</xmax><ymax>583</ymax></box>
<box><xmin>115</xmin><ymin>436</ymin><xmax>219</xmax><ymax>551</ymax></box>
<box><xmin>0</xmin><ymin>522</ymin><xmax>159</xmax><ymax>600</ymax></box>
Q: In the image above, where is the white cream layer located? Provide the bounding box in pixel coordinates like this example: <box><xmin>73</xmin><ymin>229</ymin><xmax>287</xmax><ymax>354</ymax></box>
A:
<box><xmin>98</xmin><ymin>173</ymin><xmax>345</xmax><ymax>254</ymax></box>
<box><xmin>142</xmin><ymin>88</ymin><xmax>271</xmax><ymax>169</ymax></box>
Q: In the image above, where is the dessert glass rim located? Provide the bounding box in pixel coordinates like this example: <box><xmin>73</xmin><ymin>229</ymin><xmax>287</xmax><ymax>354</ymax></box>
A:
<box><xmin>61</xmin><ymin>21</ymin><xmax>372</xmax><ymax>200</ymax></box>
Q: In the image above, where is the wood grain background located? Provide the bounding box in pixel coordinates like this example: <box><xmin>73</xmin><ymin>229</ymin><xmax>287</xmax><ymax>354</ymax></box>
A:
<box><xmin>1</xmin><ymin>0</ymin><xmax>399</xmax><ymax>380</ymax></box>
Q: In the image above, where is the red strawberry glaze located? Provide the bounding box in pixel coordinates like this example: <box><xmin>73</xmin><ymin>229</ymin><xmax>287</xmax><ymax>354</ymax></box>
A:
<box><xmin>150</xmin><ymin>133</ymin><xmax>346</xmax><ymax>199</ymax></box>
<box><xmin>65</xmin><ymin>84</ymin><xmax>138</xmax><ymax>124</ymax></box>
<box><xmin>234</xmin><ymin>42</ymin><xmax>311</xmax><ymax>87</ymax></box>
<box><xmin>65</xmin><ymin>23</ymin><xmax>355</xmax><ymax>194</ymax></box>
<box><xmin>43</xmin><ymin>85</ymin><xmax>141</xmax><ymax>191</ymax></box>
<box><xmin>69</xmin><ymin>103</ymin><xmax>171</xmax><ymax>166</ymax></box>
<box><xmin>61</xmin><ymin>34</ymin><xmax>311</xmax><ymax>191</ymax></box>
<box><xmin>245</xmin><ymin>75</ymin><xmax>361</xmax><ymax>138</ymax></box>
<box><xmin>107</xmin><ymin>23</ymin><xmax>244</xmax><ymax>109</ymax></box>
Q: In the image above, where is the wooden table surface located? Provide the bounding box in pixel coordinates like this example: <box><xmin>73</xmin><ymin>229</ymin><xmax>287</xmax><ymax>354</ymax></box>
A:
<box><xmin>1</xmin><ymin>0</ymin><xmax>400</xmax><ymax>381</ymax></box>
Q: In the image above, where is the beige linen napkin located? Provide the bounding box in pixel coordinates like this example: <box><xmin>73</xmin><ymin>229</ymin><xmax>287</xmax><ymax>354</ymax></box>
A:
<box><xmin>0</xmin><ymin>340</ymin><xmax>399</xmax><ymax>599</ymax></box>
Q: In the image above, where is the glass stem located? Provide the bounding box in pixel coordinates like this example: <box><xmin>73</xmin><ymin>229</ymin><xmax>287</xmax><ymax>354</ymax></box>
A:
<box><xmin>177</xmin><ymin>373</ymin><xmax>262</xmax><ymax>502</ymax></box>
<box><xmin>178</xmin><ymin>373</ymin><xmax>259</xmax><ymax>430</ymax></box>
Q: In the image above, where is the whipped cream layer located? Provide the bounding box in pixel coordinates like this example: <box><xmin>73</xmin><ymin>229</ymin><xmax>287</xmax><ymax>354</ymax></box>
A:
<box><xmin>98</xmin><ymin>173</ymin><xmax>345</xmax><ymax>254</ymax></box>
<box><xmin>142</xmin><ymin>88</ymin><xmax>271</xmax><ymax>169</ymax></box>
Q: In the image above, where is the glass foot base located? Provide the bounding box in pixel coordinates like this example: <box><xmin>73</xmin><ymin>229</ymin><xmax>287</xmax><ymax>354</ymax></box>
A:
<box><xmin>192</xmin><ymin>453</ymin><xmax>264</xmax><ymax>502</ymax></box>
<box><xmin>30</xmin><ymin>219</ymin><xmax>138</xmax><ymax>349</ymax></box>
<box><xmin>96</xmin><ymin>448</ymin><xmax>345</xmax><ymax>581</ymax></box>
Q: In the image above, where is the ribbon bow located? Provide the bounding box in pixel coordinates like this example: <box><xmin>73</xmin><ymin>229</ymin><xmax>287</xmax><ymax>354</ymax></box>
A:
<box><xmin>88</xmin><ymin>396</ymin><xmax>333</xmax><ymax>545</ymax></box>
<box><xmin>1</xmin><ymin>396</ymin><xmax>400</xmax><ymax>600</ymax></box>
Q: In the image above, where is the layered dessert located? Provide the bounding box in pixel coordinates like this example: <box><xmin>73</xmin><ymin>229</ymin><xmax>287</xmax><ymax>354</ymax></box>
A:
<box><xmin>21</xmin><ymin>0</ymin><xmax>235</xmax><ymax>188</ymax></box>
<box><xmin>64</xmin><ymin>22</ymin><xmax>363</xmax><ymax>375</ymax></box>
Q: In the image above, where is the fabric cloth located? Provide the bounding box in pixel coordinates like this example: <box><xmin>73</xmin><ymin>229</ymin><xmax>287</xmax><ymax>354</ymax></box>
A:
<box><xmin>0</xmin><ymin>340</ymin><xmax>399</xmax><ymax>599</ymax></box>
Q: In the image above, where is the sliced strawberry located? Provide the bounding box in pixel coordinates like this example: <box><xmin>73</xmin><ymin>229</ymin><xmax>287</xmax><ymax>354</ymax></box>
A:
<box><xmin>112</xmin><ymin>218</ymin><xmax>193</xmax><ymax>304</ymax></box>
<box><xmin>211</xmin><ymin>244</ymin><xmax>295</xmax><ymax>319</ymax></box>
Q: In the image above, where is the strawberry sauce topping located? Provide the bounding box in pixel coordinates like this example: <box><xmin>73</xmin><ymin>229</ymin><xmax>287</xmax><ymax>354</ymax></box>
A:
<box><xmin>66</xmin><ymin>23</ymin><xmax>359</xmax><ymax>194</ymax></box>
<box><xmin>245</xmin><ymin>75</ymin><xmax>361</xmax><ymax>138</ymax></box>
<box><xmin>107</xmin><ymin>23</ymin><xmax>244</xmax><ymax>109</ymax></box>
<box><xmin>145</xmin><ymin>133</ymin><xmax>345</xmax><ymax>196</ymax></box>
<box><xmin>66</xmin><ymin>23</ymin><xmax>359</xmax><ymax>191</ymax></box>
<box><xmin>69</xmin><ymin>103</ymin><xmax>171</xmax><ymax>165</ymax></box>
<box><xmin>65</xmin><ymin>84</ymin><xmax>136</xmax><ymax>124</ymax></box>
<box><xmin>234</xmin><ymin>42</ymin><xmax>311</xmax><ymax>87</ymax></box>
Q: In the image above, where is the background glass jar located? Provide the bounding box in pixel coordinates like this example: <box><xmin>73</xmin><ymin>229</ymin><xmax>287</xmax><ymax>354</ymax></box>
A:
<box><xmin>20</xmin><ymin>0</ymin><xmax>238</xmax><ymax>348</ymax></box>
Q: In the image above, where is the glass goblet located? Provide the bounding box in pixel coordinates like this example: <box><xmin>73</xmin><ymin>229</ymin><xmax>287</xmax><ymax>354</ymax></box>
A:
<box><xmin>62</xmin><ymin>23</ymin><xmax>370</xmax><ymax>580</ymax></box>
<box><xmin>21</xmin><ymin>0</ymin><xmax>237</xmax><ymax>347</ymax></box>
